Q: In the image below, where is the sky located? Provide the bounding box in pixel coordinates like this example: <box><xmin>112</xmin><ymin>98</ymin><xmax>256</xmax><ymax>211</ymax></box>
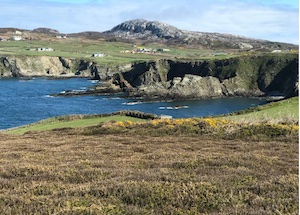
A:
<box><xmin>1</xmin><ymin>0</ymin><xmax>299</xmax><ymax>44</ymax></box>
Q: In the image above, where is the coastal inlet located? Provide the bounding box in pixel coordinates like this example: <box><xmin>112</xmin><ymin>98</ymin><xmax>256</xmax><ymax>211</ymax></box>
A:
<box><xmin>0</xmin><ymin>78</ymin><xmax>267</xmax><ymax>130</ymax></box>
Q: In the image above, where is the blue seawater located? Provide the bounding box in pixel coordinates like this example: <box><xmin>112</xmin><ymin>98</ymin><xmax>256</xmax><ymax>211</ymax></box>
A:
<box><xmin>0</xmin><ymin>78</ymin><xmax>267</xmax><ymax>129</ymax></box>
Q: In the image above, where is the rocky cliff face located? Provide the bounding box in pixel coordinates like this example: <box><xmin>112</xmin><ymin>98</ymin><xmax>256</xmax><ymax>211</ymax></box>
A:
<box><xmin>1</xmin><ymin>54</ymin><xmax>298</xmax><ymax>100</ymax></box>
<box><xmin>110</xmin><ymin>54</ymin><xmax>298</xmax><ymax>99</ymax></box>
<box><xmin>0</xmin><ymin>56</ymin><xmax>129</xmax><ymax>80</ymax></box>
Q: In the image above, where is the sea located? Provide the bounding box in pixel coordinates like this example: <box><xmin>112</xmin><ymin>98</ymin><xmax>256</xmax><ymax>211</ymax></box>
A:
<box><xmin>0</xmin><ymin>77</ymin><xmax>267</xmax><ymax>130</ymax></box>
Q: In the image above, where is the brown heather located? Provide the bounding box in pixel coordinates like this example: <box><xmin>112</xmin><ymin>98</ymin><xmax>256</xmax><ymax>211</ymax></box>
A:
<box><xmin>0</xmin><ymin>122</ymin><xmax>298</xmax><ymax>214</ymax></box>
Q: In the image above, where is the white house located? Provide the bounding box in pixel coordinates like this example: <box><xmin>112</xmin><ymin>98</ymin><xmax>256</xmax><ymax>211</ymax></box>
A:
<box><xmin>271</xmin><ymin>50</ymin><xmax>282</xmax><ymax>53</ymax></box>
<box><xmin>12</xmin><ymin>36</ymin><xmax>22</xmax><ymax>41</ymax></box>
<box><xmin>36</xmin><ymin>47</ymin><xmax>54</xmax><ymax>51</ymax></box>
<box><xmin>92</xmin><ymin>53</ymin><xmax>105</xmax><ymax>57</ymax></box>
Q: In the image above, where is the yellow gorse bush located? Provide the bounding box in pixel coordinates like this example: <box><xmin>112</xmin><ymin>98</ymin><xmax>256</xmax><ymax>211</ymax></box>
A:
<box><xmin>109</xmin><ymin>117</ymin><xmax>298</xmax><ymax>137</ymax></box>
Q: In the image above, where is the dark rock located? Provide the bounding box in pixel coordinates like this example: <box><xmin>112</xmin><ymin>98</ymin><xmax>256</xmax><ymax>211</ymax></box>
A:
<box><xmin>32</xmin><ymin>28</ymin><xmax>60</xmax><ymax>35</ymax></box>
<box><xmin>106</xmin><ymin>54</ymin><xmax>298</xmax><ymax>100</ymax></box>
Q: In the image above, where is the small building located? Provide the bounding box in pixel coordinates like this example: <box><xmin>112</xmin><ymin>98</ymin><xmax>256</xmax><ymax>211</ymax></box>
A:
<box><xmin>56</xmin><ymin>35</ymin><xmax>67</xmax><ymax>39</ymax></box>
<box><xmin>271</xmin><ymin>50</ymin><xmax>282</xmax><ymax>53</ymax></box>
<box><xmin>157</xmin><ymin>48</ymin><xmax>170</xmax><ymax>52</ymax></box>
<box><xmin>92</xmin><ymin>53</ymin><xmax>105</xmax><ymax>57</ymax></box>
<box><xmin>36</xmin><ymin>47</ymin><xmax>54</xmax><ymax>51</ymax></box>
<box><xmin>12</xmin><ymin>36</ymin><xmax>22</xmax><ymax>41</ymax></box>
<box><xmin>15</xmin><ymin>30</ymin><xmax>22</xmax><ymax>35</ymax></box>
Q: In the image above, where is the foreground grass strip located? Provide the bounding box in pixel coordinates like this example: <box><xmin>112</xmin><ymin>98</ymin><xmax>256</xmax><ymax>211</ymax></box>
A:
<box><xmin>0</xmin><ymin>131</ymin><xmax>297</xmax><ymax>214</ymax></box>
<box><xmin>82</xmin><ymin>117</ymin><xmax>298</xmax><ymax>141</ymax></box>
<box><xmin>5</xmin><ymin>115</ymin><xmax>146</xmax><ymax>134</ymax></box>
<box><xmin>222</xmin><ymin>97</ymin><xmax>299</xmax><ymax>123</ymax></box>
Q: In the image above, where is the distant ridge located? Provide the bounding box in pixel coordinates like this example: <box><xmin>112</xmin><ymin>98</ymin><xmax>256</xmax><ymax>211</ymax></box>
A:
<box><xmin>32</xmin><ymin>28</ymin><xmax>60</xmax><ymax>35</ymax></box>
<box><xmin>0</xmin><ymin>19</ymin><xmax>297</xmax><ymax>50</ymax></box>
<box><xmin>104</xmin><ymin>19</ymin><xmax>296</xmax><ymax>50</ymax></box>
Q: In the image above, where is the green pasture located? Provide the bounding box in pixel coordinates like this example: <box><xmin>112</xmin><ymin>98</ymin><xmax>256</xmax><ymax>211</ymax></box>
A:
<box><xmin>0</xmin><ymin>40</ymin><xmax>236</xmax><ymax>64</ymax></box>
<box><xmin>5</xmin><ymin>115</ymin><xmax>146</xmax><ymax>134</ymax></box>
<box><xmin>223</xmin><ymin>97</ymin><xmax>299</xmax><ymax>122</ymax></box>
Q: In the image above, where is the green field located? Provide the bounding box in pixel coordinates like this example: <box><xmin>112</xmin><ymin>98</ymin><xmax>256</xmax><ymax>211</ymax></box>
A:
<box><xmin>0</xmin><ymin>39</ymin><xmax>237</xmax><ymax>65</ymax></box>
<box><xmin>5</xmin><ymin>115</ymin><xmax>147</xmax><ymax>135</ymax></box>
<box><xmin>223</xmin><ymin>97</ymin><xmax>299</xmax><ymax>122</ymax></box>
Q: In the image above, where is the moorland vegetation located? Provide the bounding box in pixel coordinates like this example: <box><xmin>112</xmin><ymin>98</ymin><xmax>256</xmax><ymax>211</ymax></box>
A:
<box><xmin>0</xmin><ymin>97</ymin><xmax>298</xmax><ymax>214</ymax></box>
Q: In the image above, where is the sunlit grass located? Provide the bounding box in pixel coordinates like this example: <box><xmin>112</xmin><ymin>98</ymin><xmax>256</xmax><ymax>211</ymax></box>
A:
<box><xmin>0</xmin><ymin>40</ymin><xmax>238</xmax><ymax>65</ymax></box>
<box><xmin>222</xmin><ymin>97</ymin><xmax>299</xmax><ymax>123</ymax></box>
<box><xmin>5</xmin><ymin>115</ymin><xmax>146</xmax><ymax>134</ymax></box>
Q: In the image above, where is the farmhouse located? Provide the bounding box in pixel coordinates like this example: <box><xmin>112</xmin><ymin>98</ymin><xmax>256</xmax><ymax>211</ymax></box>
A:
<box><xmin>36</xmin><ymin>47</ymin><xmax>54</xmax><ymax>51</ymax></box>
<box><xmin>157</xmin><ymin>48</ymin><xmax>170</xmax><ymax>52</ymax></box>
<box><xmin>12</xmin><ymin>36</ymin><xmax>22</xmax><ymax>41</ymax></box>
<box><xmin>271</xmin><ymin>50</ymin><xmax>282</xmax><ymax>53</ymax></box>
<box><xmin>136</xmin><ymin>48</ymin><xmax>153</xmax><ymax>53</ymax></box>
<box><xmin>92</xmin><ymin>53</ymin><xmax>105</xmax><ymax>57</ymax></box>
<box><xmin>56</xmin><ymin>35</ymin><xmax>67</xmax><ymax>39</ymax></box>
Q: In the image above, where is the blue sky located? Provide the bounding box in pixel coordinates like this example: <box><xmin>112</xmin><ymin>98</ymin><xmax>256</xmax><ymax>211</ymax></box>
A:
<box><xmin>1</xmin><ymin>0</ymin><xmax>298</xmax><ymax>44</ymax></box>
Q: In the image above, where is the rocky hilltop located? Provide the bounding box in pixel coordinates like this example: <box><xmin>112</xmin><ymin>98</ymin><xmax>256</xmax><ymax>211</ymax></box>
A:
<box><xmin>0</xmin><ymin>19</ymin><xmax>297</xmax><ymax>50</ymax></box>
<box><xmin>32</xmin><ymin>28</ymin><xmax>60</xmax><ymax>35</ymax></box>
<box><xmin>105</xmin><ymin>19</ymin><xmax>295</xmax><ymax>50</ymax></box>
<box><xmin>106</xmin><ymin>19</ymin><xmax>184</xmax><ymax>40</ymax></box>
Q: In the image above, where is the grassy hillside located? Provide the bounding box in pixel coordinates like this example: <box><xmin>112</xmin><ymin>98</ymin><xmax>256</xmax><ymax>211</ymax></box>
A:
<box><xmin>0</xmin><ymin>97</ymin><xmax>298</xmax><ymax>214</ymax></box>
<box><xmin>0</xmin><ymin>122</ymin><xmax>298</xmax><ymax>214</ymax></box>
<box><xmin>223</xmin><ymin>97</ymin><xmax>299</xmax><ymax>122</ymax></box>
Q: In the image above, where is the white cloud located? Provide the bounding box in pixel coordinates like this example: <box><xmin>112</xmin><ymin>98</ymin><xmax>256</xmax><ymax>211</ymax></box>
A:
<box><xmin>1</xmin><ymin>0</ymin><xmax>298</xmax><ymax>44</ymax></box>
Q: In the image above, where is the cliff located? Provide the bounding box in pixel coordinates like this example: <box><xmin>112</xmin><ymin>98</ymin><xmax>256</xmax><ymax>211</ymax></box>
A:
<box><xmin>0</xmin><ymin>54</ymin><xmax>298</xmax><ymax>99</ymax></box>
<box><xmin>110</xmin><ymin>54</ymin><xmax>298</xmax><ymax>99</ymax></box>
<box><xmin>0</xmin><ymin>55</ymin><xmax>129</xmax><ymax>80</ymax></box>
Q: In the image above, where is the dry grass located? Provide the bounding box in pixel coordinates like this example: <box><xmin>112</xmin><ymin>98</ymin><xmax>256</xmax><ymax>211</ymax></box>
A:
<box><xmin>0</xmin><ymin>123</ymin><xmax>298</xmax><ymax>214</ymax></box>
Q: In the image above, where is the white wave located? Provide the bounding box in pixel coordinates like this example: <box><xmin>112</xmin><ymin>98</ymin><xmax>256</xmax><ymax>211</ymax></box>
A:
<box><xmin>103</xmin><ymin>97</ymin><xmax>122</xmax><ymax>100</ymax></box>
<box><xmin>122</xmin><ymin>101</ymin><xmax>143</xmax><ymax>105</ymax></box>
<box><xmin>159</xmin><ymin>105</ymin><xmax>189</xmax><ymax>110</ymax></box>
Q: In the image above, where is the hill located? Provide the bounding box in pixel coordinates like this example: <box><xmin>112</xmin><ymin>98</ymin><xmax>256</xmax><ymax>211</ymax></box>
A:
<box><xmin>0</xmin><ymin>19</ymin><xmax>297</xmax><ymax>50</ymax></box>
<box><xmin>104</xmin><ymin>19</ymin><xmax>296</xmax><ymax>50</ymax></box>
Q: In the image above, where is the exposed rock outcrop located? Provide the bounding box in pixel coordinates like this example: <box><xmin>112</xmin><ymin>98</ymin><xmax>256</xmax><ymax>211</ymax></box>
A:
<box><xmin>0</xmin><ymin>54</ymin><xmax>298</xmax><ymax>100</ymax></box>
<box><xmin>105</xmin><ymin>19</ymin><xmax>297</xmax><ymax>50</ymax></box>
<box><xmin>108</xmin><ymin>54</ymin><xmax>298</xmax><ymax>99</ymax></box>
<box><xmin>0</xmin><ymin>56</ymin><xmax>130</xmax><ymax>80</ymax></box>
<box><xmin>32</xmin><ymin>28</ymin><xmax>60</xmax><ymax>35</ymax></box>
<box><xmin>107</xmin><ymin>19</ymin><xmax>184</xmax><ymax>40</ymax></box>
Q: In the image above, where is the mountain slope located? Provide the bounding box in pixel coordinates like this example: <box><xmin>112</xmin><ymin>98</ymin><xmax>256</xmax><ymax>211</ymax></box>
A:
<box><xmin>0</xmin><ymin>19</ymin><xmax>297</xmax><ymax>50</ymax></box>
<box><xmin>105</xmin><ymin>19</ymin><xmax>296</xmax><ymax>50</ymax></box>
<box><xmin>106</xmin><ymin>19</ymin><xmax>184</xmax><ymax>40</ymax></box>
